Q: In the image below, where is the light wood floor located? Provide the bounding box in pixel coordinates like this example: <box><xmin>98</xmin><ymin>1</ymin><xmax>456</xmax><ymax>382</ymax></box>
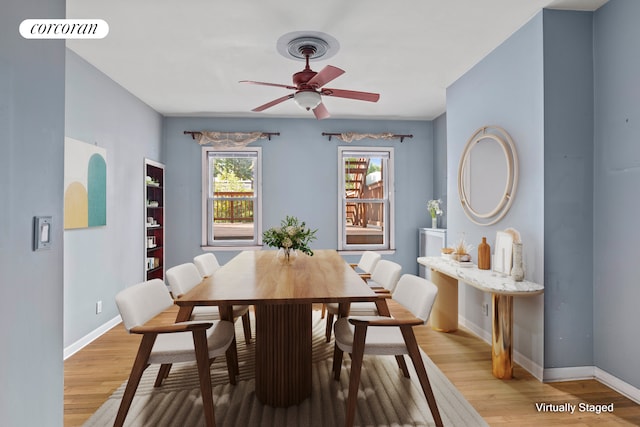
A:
<box><xmin>64</xmin><ymin>306</ymin><xmax>640</xmax><ymax>426</ymax></box>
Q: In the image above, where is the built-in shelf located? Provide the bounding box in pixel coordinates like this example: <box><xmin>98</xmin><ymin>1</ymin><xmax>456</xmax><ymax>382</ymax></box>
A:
<box><xmin>145</xmin><ymin>159</ymin><xmax>165</xmax><ymax>281</ymax></box>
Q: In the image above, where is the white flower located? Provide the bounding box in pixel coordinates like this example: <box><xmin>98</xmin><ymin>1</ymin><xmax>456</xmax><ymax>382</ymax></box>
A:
<box><xmin>285</xmin><ymin>226</ymin><xmax>298</xmax><ymax>236</ymax></box>
<box><xmin>427</xmin><ymin>199</ymin><xmax>443</xmax><ymax>217</ymax></box>
<box><xmin>282</xmin><ymin>237</ymin><xmax>292</xmax><ymax>248</ymax></box>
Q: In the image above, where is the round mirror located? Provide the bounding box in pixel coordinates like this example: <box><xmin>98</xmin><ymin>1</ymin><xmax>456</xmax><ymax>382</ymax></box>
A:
<box><xmin>457</xmin><ymin>126</ymin><xmax>518</xmax><ymax>226</ymax></box>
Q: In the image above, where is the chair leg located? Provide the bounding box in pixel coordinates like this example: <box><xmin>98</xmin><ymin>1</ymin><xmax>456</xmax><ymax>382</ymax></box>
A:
<box><xmin>154</xmin><ymin>363</ymin><xmax>172</xmax><ymax>387</ymax></box>
<box><xmin>321</xmin><ymin>304</ymin><xmax>326</xmax><ymax>319</ymax></box>
<box><xmin>400</xmin><ymin>325</ymin><xmax>443</xmax><ymax>427</ymax></box>
<box><xmin>114</xmin><ymin>333</ymin><xmax>156</xmax><ymax>427</ymax></box>
<box><xmin>241</xmin><ymin>312</ymin><xmax>252</xmax><ymax>345</ymax></box>
<box><xmin>344</xmin><ymin>323</ymin><xmax>368</xmax><ymax>427</ymax></box>
<box><xmin>395</xmin><ymin>355</ymin><xmax>410</xmax><ymax>378</ymax></box>
<box><xmin>193</xmin><ymin>328</ymin><xmax>217</xmax><ymax>427</ymax></box>
<box><xmin>332</xmin><ymin>342</ymin><xmax>344</xmax><ymax>380</ymax></box>
<box><xmin>225</xmin><ymin>337</ymin><xmax>239</xmax><ymax>384</ymax></box>
<box><xmin>325</xmin><ymin>312</ymin><xmax>335</xmax><ymax>343</ymax></box>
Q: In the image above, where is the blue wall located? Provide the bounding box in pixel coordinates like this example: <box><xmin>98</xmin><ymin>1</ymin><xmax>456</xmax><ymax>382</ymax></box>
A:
<box><xmin>64</xmin><ymin>50</ymin><xmax>163</xmax><ymax>348</ymax></box>
<box><xmin>543</xmin><ymin>9</ymin><xmax>595</xmax><ymax>369</ymax></box>
<box><xmin>0</xmin><ymin>0</ymin><xmax>66</xmax><ymax>425</ymax></box>
<box><xmin>593</xmin><ymin>0</ymin><xmax>640</xmax><ymax>389</ymax></box>
<box><xmin>162</xmin><ymin>117</ymin><xmax>434</xmax><ymax>272</ymax></box>
<box><xmin>447</xmin><ymin>13</ymin><xmax>545</xmax><ymax>370</ymax></box>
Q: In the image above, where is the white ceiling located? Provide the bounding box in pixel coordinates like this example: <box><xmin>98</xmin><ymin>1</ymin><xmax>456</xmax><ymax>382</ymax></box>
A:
<box><xmin>66</xmin><ymin>0</ymin><xmax>607</xmax><ymax>121</ymax></box>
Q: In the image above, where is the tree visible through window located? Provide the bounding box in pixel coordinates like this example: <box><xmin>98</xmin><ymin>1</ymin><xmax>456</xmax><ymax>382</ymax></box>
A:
<box><xmin>203</xmin><ymin>149</ymin><xmax>261</xmax><ymax>246</ymax></box>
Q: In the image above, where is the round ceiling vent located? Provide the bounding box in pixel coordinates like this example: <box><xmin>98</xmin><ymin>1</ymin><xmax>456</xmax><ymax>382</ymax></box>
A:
<box><xmin>276</xmin><ymin>31</ymin><xmax>339</xmax><ymax>61</ymax></box>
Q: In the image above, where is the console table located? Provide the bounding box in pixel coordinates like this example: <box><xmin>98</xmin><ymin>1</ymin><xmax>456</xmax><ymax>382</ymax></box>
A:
<box><xmin>417</xmin><ymin>256</ymin><xmax>543</xmax><ymax>379</ymax></box>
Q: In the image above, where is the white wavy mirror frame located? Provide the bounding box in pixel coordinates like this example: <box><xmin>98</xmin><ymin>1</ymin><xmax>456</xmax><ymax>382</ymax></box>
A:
<box><xmin>457</xmin><ymin>126</ymin><xmax>519</xmax><ymax>226</ymax></box>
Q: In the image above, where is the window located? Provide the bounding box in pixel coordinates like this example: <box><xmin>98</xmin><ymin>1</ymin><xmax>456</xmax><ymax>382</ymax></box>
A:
<box><xmin>338</xmin><ymin>147</ymin><xmax>394</xmax><ymax>251</ymax></box>
<box><xmin>202</xmin><ymin>148</ymin><xmax>262</xmax><ymax>247</ymax></box>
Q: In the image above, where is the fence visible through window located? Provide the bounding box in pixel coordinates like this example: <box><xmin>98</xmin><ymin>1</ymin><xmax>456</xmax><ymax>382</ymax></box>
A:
<box><xmin>212</xmin><ymin>192</ymin><xmax>255</xmax><ymax>240</ymax></box>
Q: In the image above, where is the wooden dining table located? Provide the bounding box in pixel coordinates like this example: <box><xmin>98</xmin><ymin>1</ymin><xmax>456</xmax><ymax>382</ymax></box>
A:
<box><xmin>174</xmin><ymin>249</ymin><xmax>383</xmax><ymax>407</ymax></box>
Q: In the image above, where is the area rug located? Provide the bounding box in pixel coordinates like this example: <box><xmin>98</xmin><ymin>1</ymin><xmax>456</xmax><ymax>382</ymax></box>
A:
<box><xmin>84</xmin><ymin>312</ymin><xmax>487</xmax><ymax>427</ymax></box>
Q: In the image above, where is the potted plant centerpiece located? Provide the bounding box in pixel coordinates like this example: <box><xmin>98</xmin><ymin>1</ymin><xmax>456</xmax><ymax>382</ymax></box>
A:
<box><xmin>262</xmin><ymin>215</ymin><xmax>317</xmax><ymax>263</ymax></box>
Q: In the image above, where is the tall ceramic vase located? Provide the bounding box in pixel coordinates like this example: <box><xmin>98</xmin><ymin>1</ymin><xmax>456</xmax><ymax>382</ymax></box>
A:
<box><xmin>477</xmin><ymin>237</ymin><xmax>491</xmax><ymax>270</ymax></box>
<box><xmin>511</xmin><ymin>242</ymin><xmax>524</xmax><ymax>281</ymax></box>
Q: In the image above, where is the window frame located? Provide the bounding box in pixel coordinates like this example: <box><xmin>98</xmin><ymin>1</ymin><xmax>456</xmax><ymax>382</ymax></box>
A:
<box><xmin>201</xmin><ymin>147</ymin><xmax>262</xmax><ymax>250</ymax></box>
<box><xmin>337</xmin><ymin>146</ymin><xmax>395</xmax><ymax>251</ymax></box>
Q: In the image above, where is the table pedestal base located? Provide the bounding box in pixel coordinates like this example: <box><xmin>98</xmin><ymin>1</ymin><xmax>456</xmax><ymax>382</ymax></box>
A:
<box><xmin>255</xmin><ymin>303</ymin><xmax>312</xmax><ymax>406</ymax></box>
<box><xmin>429</xmin><ymin>270</ymin><xmax>458</xmax><ymax>332</ymax></box>
<box><xmin>491</xmin><ymin>294</ymin><xmax>513</xmax><ymax>379</ymax></box>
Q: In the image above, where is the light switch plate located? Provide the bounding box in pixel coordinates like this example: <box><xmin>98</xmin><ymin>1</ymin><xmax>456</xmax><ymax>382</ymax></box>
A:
<box><xmin>33</xmin><ymin>216</ymin><xmax>52</xmax><ymax>251</ymax></box>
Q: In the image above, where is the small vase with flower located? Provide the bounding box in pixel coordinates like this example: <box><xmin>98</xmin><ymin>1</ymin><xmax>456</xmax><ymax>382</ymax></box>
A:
<box><xmin>427</xmin><ymin>199</ymin><xmax>443</xmax><ymax>229</ymax></box>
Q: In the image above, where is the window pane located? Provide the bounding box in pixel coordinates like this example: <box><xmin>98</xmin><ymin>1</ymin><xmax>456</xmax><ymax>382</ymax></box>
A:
<box><xmin>345</xmin><ymin>201</ymin><xmax>385</xmax><ymax>245</ymax></box>
<box><xmin>209</xmin><ymin>154</ymin><xmax>256</xmax><ymax>243</ymax></box>
<box><xmin>343</xmin><ymin>156</ymin><xmax>385</xmax><ymax>199</ymax></box>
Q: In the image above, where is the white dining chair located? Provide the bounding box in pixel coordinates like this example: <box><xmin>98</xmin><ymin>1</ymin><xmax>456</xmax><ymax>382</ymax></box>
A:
<box><xmin>193</xmin><ymin>253</ymin><xmax>221</xmax><ymax>278</ymax></box>
<box><xmin>321</xmin><ymin>251</ymin><xmax>382</xmax><ymax>319</ymax></box>
<box><xmin>332</xmin><ymin>274</ymin><xmax>443</xmax><ymax>427</ymax></box>
<box><xmin>114</xmin><ymin>278</ymin><xmax>237</xmax><ymax>427</ymax></box>
<box><xmin>167</xmin><ymin>262</ymin><xmax>252</xmax><ymax>345</ymax></box>
<box><xmin>324</xmin><ymin>259</ymin><xmax>402</xmax><ymax>342</ymax></box>
<box><xmin>349</xmin><ymin>251</ymin><xmax>381</xmax><ymax>280</ymax></box>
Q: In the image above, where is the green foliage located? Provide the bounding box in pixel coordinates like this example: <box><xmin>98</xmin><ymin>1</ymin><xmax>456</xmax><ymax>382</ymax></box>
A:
<box><xmin>215</xmin><ymin>170</ymin><xmax>249</xmax><ymax>192</ymax></box>
<box><xmin>262</xmin><ymin>216</ymin><xmax>318</xmax><ymax>256</ymax></box>
<box><xmin>213</xmin><ymin>157</ymin><xmax>254</xmax><ymax>192</ymax></box>
<box><xmin>213</xmin><ymin>158</ymin><xmax>254</xmax><ymax>180</ymax></box>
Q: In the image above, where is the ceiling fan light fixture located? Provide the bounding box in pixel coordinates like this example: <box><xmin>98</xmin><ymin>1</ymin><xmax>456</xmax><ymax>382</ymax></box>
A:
<box><xmin>294</xmin><ymin>91</ymin><xmax>321</xmax><ymax>111</ymax></box>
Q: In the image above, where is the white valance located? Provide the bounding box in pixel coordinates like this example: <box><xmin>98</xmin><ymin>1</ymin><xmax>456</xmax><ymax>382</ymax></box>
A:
<box><xmin>322</xmin><ymin>132</ymin><xmax>413</xmax><ymax>143</ymax></box>
<box><xmin>195</xmin><ymin>131</ymin><xmax>269</xmax><ymax>148</ymax></box>
<box><xmin>338</xmin><ymin>132</ymin><xmax>396</xmax><ymax>143</ymax></box>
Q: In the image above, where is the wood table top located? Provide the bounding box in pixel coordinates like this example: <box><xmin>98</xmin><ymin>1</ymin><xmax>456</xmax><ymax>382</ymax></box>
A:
<box><xmin>175</xmin><ymin>249</ymin><xmax>379</xmax><ymax>306</ymax></box>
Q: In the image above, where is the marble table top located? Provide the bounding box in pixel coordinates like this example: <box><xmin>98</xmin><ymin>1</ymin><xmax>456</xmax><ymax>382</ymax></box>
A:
<box><xmin>417</xmin><ymin>256</ymin><xmax>544</xmax><ymax>296</ymax></box>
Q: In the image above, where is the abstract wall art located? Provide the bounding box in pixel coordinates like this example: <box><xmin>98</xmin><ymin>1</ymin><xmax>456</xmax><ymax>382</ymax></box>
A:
<box><xmin>64</xmin><ymin>137</ymin><xmax>107</xmax><ymax>229</ymax></box>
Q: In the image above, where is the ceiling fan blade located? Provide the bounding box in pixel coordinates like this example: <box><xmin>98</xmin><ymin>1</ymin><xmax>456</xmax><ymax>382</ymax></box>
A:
<box><xmin>252</xmin><ymin>94</ymin><xmax>294</xmax><ymax>112</ymax></box>
<box><xmin>321</xmin><ymin>88</ymin><xmax>380</xmax><ymax>103</ymax></box>
<box><xmin>313</xmin><ymin>102</ymin><xmax>330</xmax><ymax>120</ymax></box>
<box><xmin>307</xmin><ymin>65</ymin><xmax>345</xmax><ymax>88</ymax></box>
<box><xmin>240</xmin><ymin>80</ymin><xmax>297</xmax><ymax>90</ymax></box>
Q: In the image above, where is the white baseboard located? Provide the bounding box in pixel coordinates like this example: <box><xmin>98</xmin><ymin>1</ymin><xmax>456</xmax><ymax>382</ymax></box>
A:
<box><xmin>544</xmin><ymin>366</ymin><xmax>640</xmax><ymax>404</ymax></box>
<box><xmin>543</xmin><ymin>366</ymin><xmax>596</xmax><ymax>382</ymax></box>
<box><xmin>63</xmin><ymin>315</ymin><xmax>121</xmax><ymax>360</ymax></box>
<box><xmin>595</xmin><ymin>368</ymin><xmax>640</xmax><ymax>405</ymax></box>
<box><xmin>458</xmin><ymin>315</ymin><xmax>491</xmax><ymax>342</ymax></box>
<box><xmin>514</xmin><ymin>349</ymin><xmax>544</xmax><ymax>381</ymax></box>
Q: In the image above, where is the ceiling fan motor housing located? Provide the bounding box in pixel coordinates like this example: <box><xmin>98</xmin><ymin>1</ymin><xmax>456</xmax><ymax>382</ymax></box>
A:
<box><xmin>293</xmin><ymin>69</ymin><xmax>318</xmax><ymax>88</ymax></box>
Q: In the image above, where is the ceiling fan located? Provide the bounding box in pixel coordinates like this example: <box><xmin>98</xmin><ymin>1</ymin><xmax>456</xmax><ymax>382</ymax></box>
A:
<box><xmin>240</xmin><ymin>44</ymin><xmax>380</xmax><ymax>120</ymax></box>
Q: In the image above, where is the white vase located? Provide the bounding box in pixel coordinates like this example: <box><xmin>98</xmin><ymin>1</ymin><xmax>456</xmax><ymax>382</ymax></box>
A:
<box><xmin>510</xmin><ymin>242</ymin><xmax>524</xmax><ymax>281</ymax></box>
<box><xmin>277</xmin><ymin>247</ymin><xmax>297</xmax><ymax>264</ymax></box>
<box><xmin>431</xmin><ymin>217</ymin><xmax>438</xmax><ymax>229</ymax></box>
